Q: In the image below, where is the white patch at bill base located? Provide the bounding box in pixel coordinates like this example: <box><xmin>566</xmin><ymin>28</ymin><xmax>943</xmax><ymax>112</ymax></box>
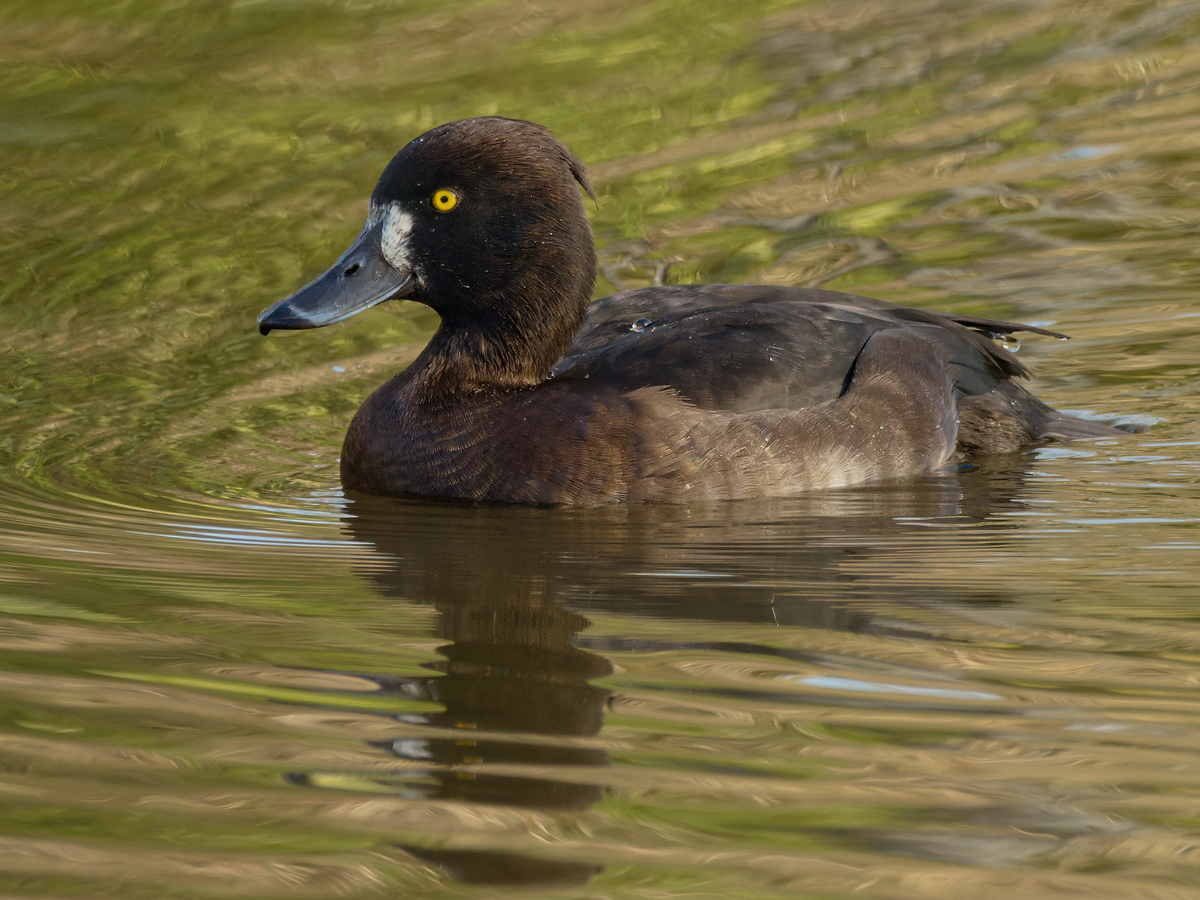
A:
<box><xmin>378</xmin><ymin>203</ymin><xmax>414</xmax><ymax>271</ymax></box>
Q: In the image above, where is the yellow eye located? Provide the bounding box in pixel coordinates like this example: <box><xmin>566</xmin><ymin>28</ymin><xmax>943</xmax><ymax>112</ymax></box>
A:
<box><xmin>431</xmin><ymin>189</ymin><xmax>459</xmax><ymax>212</ymax></box>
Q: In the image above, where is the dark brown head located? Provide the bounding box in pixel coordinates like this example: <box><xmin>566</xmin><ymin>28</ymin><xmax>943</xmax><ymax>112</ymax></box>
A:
<box><xmin>258</xmin><ymin>117</ymin><xmax>598</xmax><ymax>387</ymax></box>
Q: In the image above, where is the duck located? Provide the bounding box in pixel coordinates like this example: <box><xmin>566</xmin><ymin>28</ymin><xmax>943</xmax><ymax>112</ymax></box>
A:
<box><xmin>257</xmin><ymin>116</ymin><xmax>1118</xmax><ymax>506</ymax></box>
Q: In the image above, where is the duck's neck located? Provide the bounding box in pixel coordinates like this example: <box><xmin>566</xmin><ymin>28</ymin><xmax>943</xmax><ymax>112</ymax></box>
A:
<box><xmin>413</xmin><ymin>268</ymin><xmax>594</xmax><ymax>398</ymax></box>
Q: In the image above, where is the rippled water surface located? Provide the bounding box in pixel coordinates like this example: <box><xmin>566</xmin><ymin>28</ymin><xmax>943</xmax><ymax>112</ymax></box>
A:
<box><xmin>4</xmin><ymin>0</ymin><xmax>1200</xmax><ymax>896</ymax></box>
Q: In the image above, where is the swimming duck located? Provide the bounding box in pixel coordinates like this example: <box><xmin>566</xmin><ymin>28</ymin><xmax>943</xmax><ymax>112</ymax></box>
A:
<box><xmin>258</xmin><ymin>117</ymin><xmax>1114</xmax><ymax>505</ymax></box>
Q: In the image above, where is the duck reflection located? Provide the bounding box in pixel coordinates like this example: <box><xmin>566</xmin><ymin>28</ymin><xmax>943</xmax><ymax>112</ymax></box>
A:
<box><xmin>337</xmin><ymin>494</ymin><xmax>619</xmax><ymax>886</ymax></box>
<box><xmin>309</xmin><ymin>465</ymin><xmax>1030</xmax><ymax>885</ymax></box>
<box><xmin>369</xmin><ymin>623</ymin><xmax>610</xmax><ymax>808</ymax></box>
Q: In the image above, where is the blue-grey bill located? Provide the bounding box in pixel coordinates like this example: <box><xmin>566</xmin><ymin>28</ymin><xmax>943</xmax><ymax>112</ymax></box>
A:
<box><xmin>258</xmin><ymin>223</ymin><xmax>414</xmax><ymax>335</ymax></box>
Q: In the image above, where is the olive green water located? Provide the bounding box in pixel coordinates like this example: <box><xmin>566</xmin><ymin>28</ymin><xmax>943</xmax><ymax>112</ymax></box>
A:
<box><xmin>3</xmin><ymin>0</ymin><xmax>1200</xmax><ymax>896</ymax></box>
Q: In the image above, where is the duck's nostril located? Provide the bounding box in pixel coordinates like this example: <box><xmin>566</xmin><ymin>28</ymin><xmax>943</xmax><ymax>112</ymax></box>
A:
<box><xmin>344</xmin><ymin>262</ymin><xmax>362</xmax><ymax>277</ymax></box>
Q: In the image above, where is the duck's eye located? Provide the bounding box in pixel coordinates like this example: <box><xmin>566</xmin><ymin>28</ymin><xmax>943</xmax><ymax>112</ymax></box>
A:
<box><xmin>430</xmin><ymin>189</ymin><xmax>459</xmax><ymax>212</ymax></box>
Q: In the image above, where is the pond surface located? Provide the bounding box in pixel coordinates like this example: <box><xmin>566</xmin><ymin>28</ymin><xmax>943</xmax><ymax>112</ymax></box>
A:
<box><xmin>4</xmin><ymin>0</ymin><xmax>1200</xmax><ymax>896</ymax></box>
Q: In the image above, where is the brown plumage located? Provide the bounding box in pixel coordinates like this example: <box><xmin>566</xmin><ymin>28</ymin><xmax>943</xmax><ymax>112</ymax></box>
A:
<box><xmin>258</xmin><ymin>117</ymin><xmax>1121</xmax><ymax>505</ymax></box>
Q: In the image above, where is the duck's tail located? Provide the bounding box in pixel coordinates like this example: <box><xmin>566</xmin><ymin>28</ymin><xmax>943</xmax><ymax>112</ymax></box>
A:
<box><xmin>955</xmin><ymin>380</ymin><xmax>1132</xmax><ymax>455</ymax></box>
<box><xmin>1040</xmin><ymin>409</ymin><xmax>1142</xmax><ymax>440</ymax></box>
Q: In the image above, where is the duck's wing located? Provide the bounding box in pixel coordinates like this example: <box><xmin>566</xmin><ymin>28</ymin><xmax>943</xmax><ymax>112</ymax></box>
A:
<box><xmin>550</xmin><ymin>284</ymin><xmax>1062</xmax><ymax>412</ymax></box>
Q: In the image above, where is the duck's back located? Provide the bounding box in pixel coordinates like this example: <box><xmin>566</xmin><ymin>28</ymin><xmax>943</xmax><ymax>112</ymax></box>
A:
<box><xmin>554</xmin><ymin>285</ymin><xmax>1030</xmax><ymax>407</ymax></box>
<box><xmin>550</xmin><ymin>284</ymin><xmax>1106</xmax><ymax>457</ymax></box>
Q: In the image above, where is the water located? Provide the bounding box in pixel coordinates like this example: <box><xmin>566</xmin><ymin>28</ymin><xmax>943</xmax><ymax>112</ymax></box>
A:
<box><xmin>3</xmin><ymin>0</ymin><xmax>1200</xmax><ymax>896</ymax></box>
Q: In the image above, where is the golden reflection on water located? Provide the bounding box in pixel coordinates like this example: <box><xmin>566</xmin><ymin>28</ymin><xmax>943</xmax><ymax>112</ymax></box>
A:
<box><xmin>3</xmin><ymin>0</ymin><xmax>1200</xmax><ymax>895</ymax></box>
<box><xmin>3</xmin><ymin>467</ymin><xmax>1200</xmax><ymax>895</ymax></box>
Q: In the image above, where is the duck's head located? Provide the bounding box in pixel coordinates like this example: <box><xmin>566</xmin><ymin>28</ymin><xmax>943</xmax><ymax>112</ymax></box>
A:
<box><xmin>258</xmin><ymin>117</ymin><xmax>598</xmax><ymax>384</ymax></box>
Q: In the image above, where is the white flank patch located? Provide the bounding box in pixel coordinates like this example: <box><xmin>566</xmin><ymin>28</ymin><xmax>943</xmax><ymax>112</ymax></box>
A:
<box><xmin>379</xmin><ymin>203</ymin><xmax>414</xmax><ymax>271</ymax></box>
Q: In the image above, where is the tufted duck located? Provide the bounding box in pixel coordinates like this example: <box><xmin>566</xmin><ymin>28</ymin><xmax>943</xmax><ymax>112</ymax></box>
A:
<box><xmin>258</xmin><ymin>117</ymin><xmax>1118</xmax><ymax>505</ymax></box>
